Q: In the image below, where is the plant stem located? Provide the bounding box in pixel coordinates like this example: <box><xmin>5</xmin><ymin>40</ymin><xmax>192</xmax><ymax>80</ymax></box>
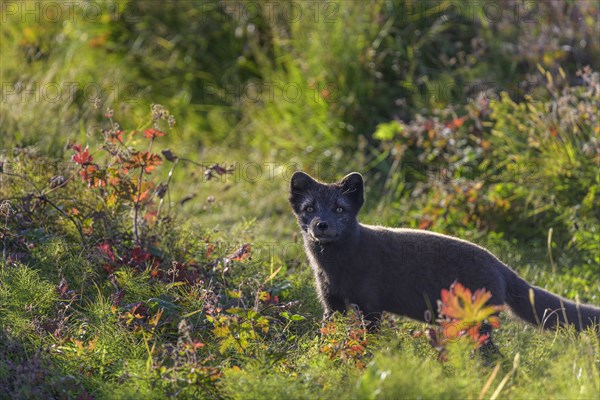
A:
<box><xmin>38</xmin><ymin>194</ymin><xmax>85</xmax><ymax>242</ymax></box>
<box><xmin>156</xmin><ymin>158</ymin><xmax>179</xmax><ymax>220</ymax></box>
<box><xmin>133</xmin><ymin>138</ymin><xmax>155</xmax><ymax>245</ymax></box>
<box><xmin>133</xmin><ymin>167</ymin><xmax>144</xmax><ymax>245</ymax></box>
<box><xmin>2</xmin><ymin>170</ymin><xmax>85</xmax><ymax>243</ymax></box>
<box><xmin>1</xmin><ymin>201</ymin><xmax>12</xmax><ymax>263</ymax></box>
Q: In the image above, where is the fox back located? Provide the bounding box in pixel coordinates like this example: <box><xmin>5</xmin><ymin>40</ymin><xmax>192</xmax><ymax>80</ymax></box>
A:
<box><xmin>289</xmin><ymin>171</ymin><xmax>600</xmax><ymax>330</ymax></box>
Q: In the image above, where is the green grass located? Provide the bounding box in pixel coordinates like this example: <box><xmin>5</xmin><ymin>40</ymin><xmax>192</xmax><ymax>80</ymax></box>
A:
<box><xmin>1</xmin><ymin>249</ymin><xmax>598</xmax><ymax>399</ymax></box>
<box><xmin>1</xmin><ymin>1</ymin><xmax>599</xmax><ymax>398</ymax></box>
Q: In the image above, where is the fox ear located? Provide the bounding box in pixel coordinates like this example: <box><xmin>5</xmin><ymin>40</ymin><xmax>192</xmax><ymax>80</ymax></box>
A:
<box><xmin>289</xmin><ymin>171</ymin><xmax>317</xmax><ymax>210</ymax></box>
<box><xmin>339</xmin><ymin>172</ymin><xmax>364</xmax><ymax>210</ymax></box>
<box><xmin>290</xmin><ymin>171</ymin><xmax>317</xmax><ymax>194</ymax></box>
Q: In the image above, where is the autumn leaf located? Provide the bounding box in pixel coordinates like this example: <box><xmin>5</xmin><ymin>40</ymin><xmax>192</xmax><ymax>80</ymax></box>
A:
<box><xmin>319</xmin><ymin>322</ymin><xmax>337</xmax><ymax>335</ymax></box>
<box><xmin>129</xmin><ymin>246</ymin><xmax>151</xmax><ymax>266</ymax></box>
<box><xmin>79</xmin><ymin>164</ymin><xmax>106</xmax><ymax>187</ymax></box>
<box><xmin>439</xmin><ymin>282</ymin><xmax>501</xmax><ymax>323</ymax></box>
<box><xmin>97</xmin><ymin>242</ymin><xmax>115</xmax><ymax>263</ymax></box>
<box><xmin>418</xmin><ymin>218</ymin><xmax>433</xmax><ymax>230</ymax></box>
<box><xmin>72</xmin><ymin>144</ymin><xmax>93</xmax><ymax>165</ymax></box>
<box><xmin>190</xmin><ymin>340</ymin><xmax>205</xmax><ymax>350</ymax></box>
<box><xmin>150</xmin><ymin>265</ymin><xmax>162</xmax><ymax>278</ymax></box>
<box><xmin>103</xmin><ymin>264</ymin><xmax>116</xmax><ymax>274</ymax></box>
<box><xmin>144</xmin><ymin>210</ymin><xmax>158</xmax><ymax>226</ymax></box>
<box><xmin>79</xmin><ymin>163</ymin><xmax>96</xmax><ymax>178</ymax></box>
<box><xmin>124</xmin><ymin>151</ymin><xmax>163</xmax><ymax>173</ymax></box>
<box><xmin>438</xmin><ymin>282</ymin><xmax>503</xmax><ymax>345</ymax></box>
<box><xmin>446</xmin><ymin>116</ymin><xmax>466</xmax><ymax>130</ymax></box>
<box><xmin>134</xmin><ymin>181</ymin><xmax>155</xmax><ymax>203</ymax></box>
<box><xmin>143</xmin><ymin>128</ymin><xmax>166</xmax><ymax>139</ymax></box>
<box><xmin>106</xmin><ymin>130</ymin><xmax>124</xmax><ymax>144</ymax></box>
<box><xmin>106</xmin><ymin>167</ymin><xmax>124</xmax><ymax>186</ymax></box>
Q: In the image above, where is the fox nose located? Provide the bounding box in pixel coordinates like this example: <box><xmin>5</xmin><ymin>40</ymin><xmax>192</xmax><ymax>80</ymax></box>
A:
<box><xmin>316</xmin><ymin>221</ymin><xmax>329</xmax><ymax>231</ymax></box>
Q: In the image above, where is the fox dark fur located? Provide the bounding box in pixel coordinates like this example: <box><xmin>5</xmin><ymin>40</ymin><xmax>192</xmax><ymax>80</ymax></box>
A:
<box><xmin>289</xmin><ymin>171</ymin><xmax>600</xmax><ymax>331</ymax></box>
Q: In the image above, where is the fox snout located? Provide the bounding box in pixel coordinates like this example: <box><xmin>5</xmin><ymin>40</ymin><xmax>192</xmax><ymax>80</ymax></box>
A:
<box><xmin>316</xmin><ymin>221</ymin><xmax>329</xmax><ymax>231</ymax></box>
<box><xmin>309</xmin><ymin>218</ymin><xmax>339</xmax><ymax>243</ymax></box>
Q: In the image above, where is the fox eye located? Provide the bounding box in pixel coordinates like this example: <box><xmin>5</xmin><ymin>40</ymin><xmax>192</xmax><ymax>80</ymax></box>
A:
<box><xmin>335</xmin><ymin>207</ymin><xmax>344</xmax><ymax>213</ymax></box>
<box><xmin>305</xmin><ymin>206</ymin><xmax>314</xmax><ymax>213</ymax></box>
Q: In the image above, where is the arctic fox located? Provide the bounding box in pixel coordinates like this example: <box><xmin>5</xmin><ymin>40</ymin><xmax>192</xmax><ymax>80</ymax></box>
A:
<box><xmin>289</xmin><ymin>171</ymin><xmax>600</xmax><ymax>331</ymax></box>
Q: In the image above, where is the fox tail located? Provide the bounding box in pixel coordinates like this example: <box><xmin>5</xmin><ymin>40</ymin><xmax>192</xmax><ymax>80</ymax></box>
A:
<box><xmin>503</xmin><ymin>269</ymin><xmax>600</xmax><ymax>331</ymax></box>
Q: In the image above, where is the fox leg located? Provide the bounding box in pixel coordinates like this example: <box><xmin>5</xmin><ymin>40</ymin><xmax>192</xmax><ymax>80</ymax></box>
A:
<box><xmin>322</xmin><ymin>294</ymin><xmax>346</xmax><ymax>321</ymax></box>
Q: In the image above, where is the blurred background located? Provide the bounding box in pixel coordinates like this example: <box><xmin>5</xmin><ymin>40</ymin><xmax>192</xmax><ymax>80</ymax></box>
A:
<box><xmin>1</xmin><ymin>0</ymin><xmax>599</xmax><ymax>290</ymax></box>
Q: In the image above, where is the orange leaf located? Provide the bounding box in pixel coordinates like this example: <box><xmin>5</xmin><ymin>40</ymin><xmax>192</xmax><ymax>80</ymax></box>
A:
<box><xmin>438</xmin><ymin>282</ymin><xmax>504</xmax><ymax>347</ymax></box>
<box><xmin>143</xmin><ymin>128</ymin><xmax>166</xmax><ymax>139</ymax></box>
<box><xmin>127</xmin><ymin>151</ymin><xmax>163</xmax><ymax>173</ymax></box>
<box><xmin>107</xmin><ymin>130</ymin><xmax>124</xmax><ymax>144</ymax></box>
<box><xmin>447</xmin><ymin>116</ymin><xmax>466</xmax><ymax>129</ymax></box>
<box><xmin>418</xmin><ymin>219</ymin><xmax>433</xmax><ymax>230</ymax></box>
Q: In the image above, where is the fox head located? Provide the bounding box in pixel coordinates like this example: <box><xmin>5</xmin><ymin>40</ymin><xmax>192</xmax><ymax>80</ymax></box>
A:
<box><xmin>289</xmin><ymin>172</ymin><xmax>364</xmax><ymax>244</ymax></box>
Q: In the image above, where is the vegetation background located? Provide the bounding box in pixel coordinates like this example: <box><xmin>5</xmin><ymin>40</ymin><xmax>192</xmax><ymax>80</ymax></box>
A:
<box><xmin>0</xmin><ymin>0</ymin><xmax>599</xmax><ymax>398</ymax></box>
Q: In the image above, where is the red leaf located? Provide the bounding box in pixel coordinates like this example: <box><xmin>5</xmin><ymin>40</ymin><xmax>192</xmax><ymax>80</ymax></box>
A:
<box><xmin>72</xmin><ymin>145</ymin><xmax>93</xmax><ymax>165</ymax></box>
<box><xmin>107</xmin><ymin>130</ymin><xmax>124</xmax><ymax>144</ymax></box>
<box><xmin>97</xmin><ymin>242</ymin><xmax>115</xmax><ymax>263</ymax></box>
<box><xmin>103</xmin><ymin>264</ymin><xmax>116</xmax><ymax>274</ymax></box>
<box><xmin>131</xmin><ymin>246</ymin><xmax>150</xmax><ymax>262</ymax></box>
<box><xmin>143</xmin><ymin>128</ymin><xmax>166</xmax><ymax>139</ymax></box>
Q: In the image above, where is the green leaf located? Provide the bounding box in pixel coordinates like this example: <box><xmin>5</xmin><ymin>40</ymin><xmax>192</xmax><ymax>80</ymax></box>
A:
<box><xmin>373</xmin><ymin>121</ymin><xmax>404</xmax><ymax>141</ymax></box>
